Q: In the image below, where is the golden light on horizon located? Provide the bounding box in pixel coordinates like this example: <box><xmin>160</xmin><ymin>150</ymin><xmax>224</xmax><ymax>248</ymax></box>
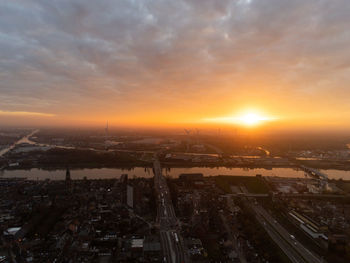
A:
<box><xmin>203</xmin><ymin>110</ymin><xmax>276</xmax><ymax>127</ymax></box>
<box><xmin>238</xmin><ymin>112</ymin><xmax>270</xmax><ymax>126</ymax></box>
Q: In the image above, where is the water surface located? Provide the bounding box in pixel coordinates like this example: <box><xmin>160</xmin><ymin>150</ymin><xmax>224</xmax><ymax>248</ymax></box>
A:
<box><xmin>320</xmin><ymin>169</ymin><xmax>350</xmax><ymax>180</ymax></box>
<box><xmin>0</xmin><ymin>167</ymin><xmax>310</xmax><ymax>180</ymax></box>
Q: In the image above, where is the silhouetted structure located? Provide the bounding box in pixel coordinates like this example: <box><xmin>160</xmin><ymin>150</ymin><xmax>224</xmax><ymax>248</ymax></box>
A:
<box><xmin>120</xmin><ymin>174</ymin><xmax>128</xmax><ymax>204</ymax></box>
<box><xmin>179</xmin><ymin>173</ymin><xmax>203</xmax><ymax>181</ymax></box>
<box><xmin>127</xmin><ymin>184</ymin><xmax>134</xmax><ymax>208</ymax></box>
<box><xmin>65</xmin><ymin>167</ymin><xmax>71</xmax><ymax>191</ymax></box>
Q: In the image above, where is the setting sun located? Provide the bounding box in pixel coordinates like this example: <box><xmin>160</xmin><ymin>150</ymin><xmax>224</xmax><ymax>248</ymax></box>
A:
<box><xmin>203</xmin><ymin>111</ymin><xmax>276</xmax><ymax>127</ymax></box>
<box><xmin>238</xmin><ymin>113</ymin><xmax>270</xmax><ymax>126</ymax></box>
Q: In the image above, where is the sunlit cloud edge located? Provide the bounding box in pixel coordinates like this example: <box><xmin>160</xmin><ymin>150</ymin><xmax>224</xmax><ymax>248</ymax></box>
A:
<box><xmin>0</xmin><ymin>110</ymin><xmax>55</xmax><ymax>117</ymax></box>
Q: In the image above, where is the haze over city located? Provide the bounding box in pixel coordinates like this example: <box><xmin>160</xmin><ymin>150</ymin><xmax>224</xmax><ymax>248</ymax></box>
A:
<box><xmin>1</xmin><ymin>0</ymin><xmax>350</xmax><ymax>129</ymax></box>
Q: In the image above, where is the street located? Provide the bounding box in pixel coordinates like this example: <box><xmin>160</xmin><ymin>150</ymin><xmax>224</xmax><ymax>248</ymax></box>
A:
<box><xmin>154</xmin><ymin>158</ymin><xmax>188</xmax><ymax>263</ymax></box>
<box><xmin>251</xmin><ymin>203</ymin><xmax>324</xmax><ymax>263</ymax></box>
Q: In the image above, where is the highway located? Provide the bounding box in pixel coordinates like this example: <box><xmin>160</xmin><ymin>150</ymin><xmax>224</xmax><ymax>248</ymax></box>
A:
<box><xmin>250</xmin><ymin>203</ymin><xmax>324</xmax><ymax>263</ymax></box>
<box><xmin>153</xmin><ymin>158</ymin><xmax>189</xmax><ymax>263</ymax></box>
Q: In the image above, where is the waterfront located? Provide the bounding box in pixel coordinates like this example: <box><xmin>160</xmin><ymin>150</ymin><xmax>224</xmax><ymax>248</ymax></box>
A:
<box><xmin>2</xmin><ymin>166</ymin><xmax>350</xmax><ymax>181</ymax></box>
<box><xmin>0</xmin><ymin>167</ymin><xmax>311</xmax><ymax>180</ymax></box>
<box><xmin>320</xmin><ymin>169</ymin><xmax>350</xmax><ymax>180</ymax></box>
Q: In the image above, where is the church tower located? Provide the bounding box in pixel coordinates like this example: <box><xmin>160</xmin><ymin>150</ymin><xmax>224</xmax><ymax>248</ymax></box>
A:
<box><xmin>65</xmin><ymin>167</ymin><xmax>71</xmax><ymax>191</ymax></box>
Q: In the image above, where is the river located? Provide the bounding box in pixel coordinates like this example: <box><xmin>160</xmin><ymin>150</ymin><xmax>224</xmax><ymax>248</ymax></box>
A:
<box><xmin>1</xmin><ymin>133</ymin><xmax>350</xmax><ymax>180</ymax></box>
<box><xmin>320</xmin><ymin>169</ymin><xmax>350</xmax><ymax>180</ymax></box>
<box><xmin>0</xmin><ymin>167</ymin><xmax>314</xmax><ymax>181</ymax></box>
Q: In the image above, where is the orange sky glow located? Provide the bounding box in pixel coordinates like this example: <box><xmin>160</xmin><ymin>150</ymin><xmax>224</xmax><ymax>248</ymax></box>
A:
<box><xmin>1</xmin><ymin>1</ymin><xmax>350</xmax><ymax>130</ymax></box>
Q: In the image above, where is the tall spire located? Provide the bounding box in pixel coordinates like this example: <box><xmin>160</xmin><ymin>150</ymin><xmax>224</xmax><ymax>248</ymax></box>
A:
<box><xmin>105</xmin><ymin>121</ymin><xmax>109</xmax><ymax>137</ymax></box>
<box><xmin>66</xmin><ymin>167</ymin><xmax>71</xmax><ymax>181</ymax></box>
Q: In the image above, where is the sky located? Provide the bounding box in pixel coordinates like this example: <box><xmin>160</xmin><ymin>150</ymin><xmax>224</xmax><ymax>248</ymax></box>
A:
<box><xmin>0</xmin><ymin>0</ymin><xmax>350</xmax><ymax>129</ymax></box>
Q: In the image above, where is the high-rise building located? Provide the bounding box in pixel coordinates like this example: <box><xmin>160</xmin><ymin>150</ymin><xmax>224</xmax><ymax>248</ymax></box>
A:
<box><xmin>119</xmin><ymin>174</ymin><xmax>128</xmax><ymax>204</ymax></box>
<box><xmin>127</xmin><ymin>184</ymin><xmax>134</xmax><ymax>208</ymax></box>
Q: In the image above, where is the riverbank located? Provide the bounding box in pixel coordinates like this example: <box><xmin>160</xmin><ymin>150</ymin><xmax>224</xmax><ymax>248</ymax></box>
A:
<box><xmin>0</xmin><ymin>166</ymin><xmax>344</xmax><ymax>181</ymax></box>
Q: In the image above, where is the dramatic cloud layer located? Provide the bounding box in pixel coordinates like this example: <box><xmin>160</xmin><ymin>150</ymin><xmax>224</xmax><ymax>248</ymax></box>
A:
<box><xmin>0</xmin><ymin>0</ymin><xmax>350</xmax><ymax>126</ymax></box>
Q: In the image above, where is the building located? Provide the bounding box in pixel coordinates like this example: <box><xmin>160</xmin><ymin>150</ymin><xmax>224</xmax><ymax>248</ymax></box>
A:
<box><xmin>66</xmin><ymin>167</ymin><xmax>71</xmax><ymax>181</ymax></box>
<box><xmin>120</xmin><ymin>174</ymin><xmax>128</xmax><ymax>185</ymax></box>
<box><xmin>127</xmin><ymin>185</ymin><xmax>134</xmax><ymax>208</ymax></box>
<box><xmin>179</xmin><ymin>173</ymin><xmax>204</xmax><ymax>181</ymax></box>
<box><xmin>143</xmin><ymin>236</ymin><xmax>161</xmax><ymax>260</ymax></box>
<box><xmin>65</xmin><ymin>167</ymin><xmax>71</xmax><ymax>191</ymax></box>
<box><xmin>119</xmin><ymin>174</ymin><xmax>128</xmax><ymax>204</ymax></box>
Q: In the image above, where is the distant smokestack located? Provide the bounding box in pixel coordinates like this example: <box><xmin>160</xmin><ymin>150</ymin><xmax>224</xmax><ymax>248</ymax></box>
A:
<box><xmin>105</xmin><ymin>121</ymin><xmax>109</xmax><ymax>137</ymax></box>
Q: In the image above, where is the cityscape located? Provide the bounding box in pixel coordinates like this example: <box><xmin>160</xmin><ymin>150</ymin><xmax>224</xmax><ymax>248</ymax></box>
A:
<box><xmin>0</xmin><ymin>128</ymin><xmax>349</xmax><ymax>262</ymax></box>
<box><xmin>1</xmin><ymin>0</ymin><xmax>350</xmax><ymax>262</ymax></box>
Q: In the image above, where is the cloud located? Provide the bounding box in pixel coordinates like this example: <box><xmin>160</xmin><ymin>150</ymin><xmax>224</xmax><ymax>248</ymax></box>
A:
<box><xmin>0</xmin><ymin>0</ymin><xmax>350</xmax><ymax>124</ymax></box>
<box><xmin>0</xmin><ymin>110</ymin><xmax>55</xmax><ymax>117</ymax></box>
